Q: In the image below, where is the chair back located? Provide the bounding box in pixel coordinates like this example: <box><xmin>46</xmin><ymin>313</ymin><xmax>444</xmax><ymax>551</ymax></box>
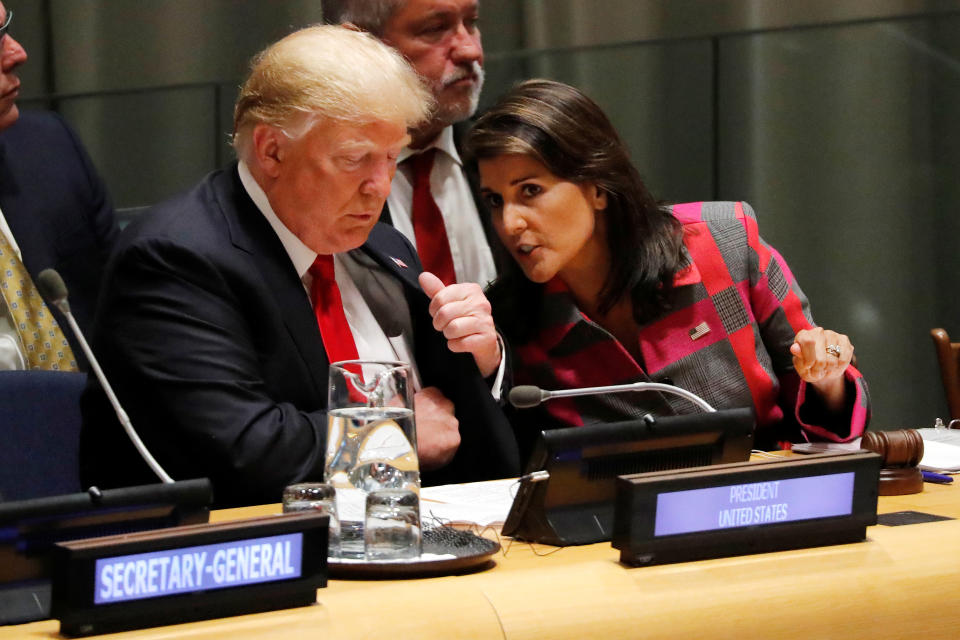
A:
<box><xmin>0</xmin><ymin>370</ymin><xmax>86</xmax><ymax>501</ymax></box>
<box><xmin>930</xmin><ymin>328</ymin><xmax>960</xmax><ymax>421</ymax></box>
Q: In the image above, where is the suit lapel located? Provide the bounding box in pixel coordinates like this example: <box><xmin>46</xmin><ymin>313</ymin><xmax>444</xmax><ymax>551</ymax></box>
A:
<box><xmin>0</xmin><ymin>137</ymin><xmax>13</xmax><ymax>209</ymax></box>
<box><xmin>359</xmin><ymin>232</ymin><xmax>425</xmax><ymax>296</ymax></box>
<box><xmin>212</xmin><ymin>168</ymin><xmax>330</xmax><ymax>393</ymax></box>
<box><xmin>0</xmin><ymin>137</ymin><xmax>49</xmax><ymax>276</ymax></box>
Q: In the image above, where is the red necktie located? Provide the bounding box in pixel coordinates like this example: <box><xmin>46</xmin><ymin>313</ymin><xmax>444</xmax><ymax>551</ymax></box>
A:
<box><xmin>409</xmin><ymin>149</ymin><xmax>456</xmax><ymax>286</ymax></box>
<box><xmin>309</xmin><ymin>255</ymin><xmax>360</xmax><ymax>366</ymax></box>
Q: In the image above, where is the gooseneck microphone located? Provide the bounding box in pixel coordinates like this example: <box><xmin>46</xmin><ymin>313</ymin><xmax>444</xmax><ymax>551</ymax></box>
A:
<box><xmin>37</xmin><ymin>268</ymin><xmax>174</xmax><ymax>483</ymax></box>
<box><xmin>508</xmin><ymin>382</ymin><xmax>717</xmax><ymax>413</ymax></box>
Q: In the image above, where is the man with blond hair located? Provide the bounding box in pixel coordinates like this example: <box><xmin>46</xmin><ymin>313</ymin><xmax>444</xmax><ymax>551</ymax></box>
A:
<box><xmin>80</xmin><ymin>26</ymin><xmax>519</xmax><ymax>506</ymax></box>
<box><xmin>323</xmin><ymin>0</ymin><xmax>499</xmax><ymax>288</ymax></box>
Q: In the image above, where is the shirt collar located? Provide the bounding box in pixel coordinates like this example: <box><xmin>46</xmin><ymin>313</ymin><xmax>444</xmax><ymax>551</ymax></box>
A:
<box><xmin>237</xmin><ymin>161</ymin><xmax>318</xmax><ymax>279</ymax></box>
<box><xmin>397</xmin><ymin>126</ymin><xmax>462</xmax><ymax>167</ymax></box>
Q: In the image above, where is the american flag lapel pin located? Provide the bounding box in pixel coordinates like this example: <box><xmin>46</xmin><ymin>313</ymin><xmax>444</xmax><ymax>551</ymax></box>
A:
<box><xmin>390</xmin><ymin>256</ymin><xmax>408</xmax><ymax>269</ymax></box>
<box><xmin>689</xmin><ymin>321</ymin><xmax>710</xmax><ymax>341</ymax></box>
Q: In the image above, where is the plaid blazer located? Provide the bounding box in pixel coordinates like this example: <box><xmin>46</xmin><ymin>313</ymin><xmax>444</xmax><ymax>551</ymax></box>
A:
<box><xmin>507</xmin><ymin>201</ymin><xmax>870</xmax><ymax>454</ymax></box>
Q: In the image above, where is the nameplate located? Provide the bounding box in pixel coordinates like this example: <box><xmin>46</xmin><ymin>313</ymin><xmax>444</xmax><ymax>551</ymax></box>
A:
<box><xmin>612</xmin><ymin>451</ymin><xmax>881</xmax><ymax>566</ymax></box>
<box><xmin>51</xmin><ymin>512</ymin><xmax>328</xmax><ymax>636</ymax></box>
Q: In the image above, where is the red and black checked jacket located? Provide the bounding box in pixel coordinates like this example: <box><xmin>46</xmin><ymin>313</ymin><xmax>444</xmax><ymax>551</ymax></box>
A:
<box><xmin>505</xmin><ymin>201</ymin><xmax>870</xmax><ymax>455</ymax></box>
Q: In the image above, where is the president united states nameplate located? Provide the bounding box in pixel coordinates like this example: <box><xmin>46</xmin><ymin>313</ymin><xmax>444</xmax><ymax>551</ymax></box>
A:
<box><xmin>612</xmin><ymin>451</ymin><xmax>881</xmax><ymax>566</ymax></box>
<box><xmin>51</xmin><ymin>512</ymin><xmax>328</xmax><ymax>636</ymax></box>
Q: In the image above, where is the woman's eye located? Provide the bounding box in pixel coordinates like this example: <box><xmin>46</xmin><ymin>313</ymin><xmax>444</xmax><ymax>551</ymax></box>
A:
<box><xmin>483</xmin><ymin>193</ymin><xmax>503</xmax><ymax>209</ymax></box>
<box><xmin>520</xmin><ymin>183</ymin><xmax>542</xmax><ymax>198</ymax></box>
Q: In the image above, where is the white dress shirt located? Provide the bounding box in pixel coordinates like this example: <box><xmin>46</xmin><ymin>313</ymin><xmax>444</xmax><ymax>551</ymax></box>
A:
<box><xmin>0</xmin><ymin>205</ymin><xmax>28</xmax><ymax>370</ymax></box>
<box><xmin>386</xmin><ymin>126</ymin><xmax>497</xmax><ymax>288</ymax></box>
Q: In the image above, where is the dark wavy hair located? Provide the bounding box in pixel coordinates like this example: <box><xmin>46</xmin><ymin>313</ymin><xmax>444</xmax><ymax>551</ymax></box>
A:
<box><xmin>465</xmin><ymin>79</ymin><xmax>685</xmax><ymax>336</ymax></box>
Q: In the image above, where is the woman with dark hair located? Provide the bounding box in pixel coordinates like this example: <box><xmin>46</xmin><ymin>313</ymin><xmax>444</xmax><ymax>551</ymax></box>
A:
<box><xmin>466</xmin><ymin>79</ymin><xmax>869</xmax><ymax>459</ymax></box>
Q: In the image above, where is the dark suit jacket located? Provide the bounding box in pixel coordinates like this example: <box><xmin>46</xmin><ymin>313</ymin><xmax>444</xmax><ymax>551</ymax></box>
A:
<box><xmin>79</xmin><ymin>166</ymin><xmax>520</xmax><ymax>506</ymax></box>
<box><xmin>0</xmin><ymin>111</ymin><xmax>119</xmax><ymax>362</ymax></box>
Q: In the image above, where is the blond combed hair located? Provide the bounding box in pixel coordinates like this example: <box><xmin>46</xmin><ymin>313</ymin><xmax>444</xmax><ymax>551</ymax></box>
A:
<box><xmin>232</xmin><ymin>25</ymin><xmax>433</xmax><ymax>161</ymax></box>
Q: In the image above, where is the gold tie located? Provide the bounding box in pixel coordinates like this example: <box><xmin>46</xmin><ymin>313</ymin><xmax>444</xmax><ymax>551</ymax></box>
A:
<box><xmin>0</xmin><ymin>231</ymin><xmax>77</xmax><ymax>371</ymax></box>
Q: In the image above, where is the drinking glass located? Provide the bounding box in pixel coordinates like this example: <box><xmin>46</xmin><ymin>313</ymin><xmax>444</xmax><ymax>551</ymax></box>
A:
<box><xmin>364</xmin><ymin>488</ymin><xmax>421</xmax><ymax>560</ymax></box>
<box><xmin>282</xmin><ymin>482</ymin><xmax>340</xmax><ymax>557</ymax></box>
<box><xmin>325</xmin><ymin>360</ymin><xmax>419</xmax><ymax>558</ymax></box>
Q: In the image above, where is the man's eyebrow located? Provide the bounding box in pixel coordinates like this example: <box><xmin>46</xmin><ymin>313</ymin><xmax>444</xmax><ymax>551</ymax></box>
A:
<box><xmin>335</xmin><ymin>139</ymin><xmax>377</xmax><ymax>153</ymax></box>
<box><xmin>335</xmin><ymin>135</ymin><xmax>409</xmax><ymax>156</ymax></box>
<box><xmin>410</xmin><ymin>7</ymin><xmax>454</xmax><ymax>26</ymax></box>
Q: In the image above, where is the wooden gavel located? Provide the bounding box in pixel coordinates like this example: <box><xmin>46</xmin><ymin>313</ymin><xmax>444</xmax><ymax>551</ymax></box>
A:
<box><xmin>860</xmin><ymin>429</ymin><xmax>924</xmax><ymax>495</ymax></box>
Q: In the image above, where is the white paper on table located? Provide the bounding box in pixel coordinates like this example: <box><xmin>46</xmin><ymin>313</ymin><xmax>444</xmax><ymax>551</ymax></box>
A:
<box><xmin>917</xmin><ymin>428</ymin><xmax>960</xmax><ymax>472</ymax></box>
<box><xmin>420</xmin><ymin>478</ymin><xmax>518</xmax><ymax>526</ymax></box>
<box><xmin>919</xmin><ymin>441</ymin><xmax>960</xmax><ymax>472</ymax></box>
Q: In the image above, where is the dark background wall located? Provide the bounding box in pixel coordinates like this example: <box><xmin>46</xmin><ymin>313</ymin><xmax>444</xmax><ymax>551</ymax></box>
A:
<box><xmin>13</xmin><ymin>0</ymin><xmax>960</xmax><ymax>429</ymax></box>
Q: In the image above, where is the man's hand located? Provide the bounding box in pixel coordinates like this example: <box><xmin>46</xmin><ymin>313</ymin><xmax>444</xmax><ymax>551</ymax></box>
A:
<box><xmin>419</xmin><ymin>271</ymin><xmax>501</xmax><ymax>377</ymax></box>
<box><xmin>414</xmin><ymin>386</ymin><xmax>460</xmax><ymax>471</ymax></box>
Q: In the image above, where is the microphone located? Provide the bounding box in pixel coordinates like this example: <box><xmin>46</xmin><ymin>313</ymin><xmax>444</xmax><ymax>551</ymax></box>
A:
<box><xmin>508</xmin><ymin>382</ymin><xmax>716</xmax><ymax>413</ymax></box>
<box><xmin>37</xmin><ymin>268</ymin><xmax>174</xmax><ymax>484</ymax></box>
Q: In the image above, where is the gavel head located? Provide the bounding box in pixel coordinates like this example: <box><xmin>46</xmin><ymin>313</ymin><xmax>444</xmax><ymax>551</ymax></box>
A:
<box><xmin>860</xmin><ymin>429</ymin><xmax>924</xmax><ymax>467</ymax></box>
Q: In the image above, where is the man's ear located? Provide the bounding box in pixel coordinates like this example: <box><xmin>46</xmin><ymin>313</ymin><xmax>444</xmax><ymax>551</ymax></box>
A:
<box><xmin>252</xmin><ymin>124</ymin><xmax>285</xmax><ymax>179</ymax></box>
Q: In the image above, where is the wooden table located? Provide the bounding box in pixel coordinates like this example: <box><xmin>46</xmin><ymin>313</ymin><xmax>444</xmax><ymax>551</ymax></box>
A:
<box><xmin>3</xmin><ymin>480</ymin><xmax>958</xmax><ymax>639</ymax></box>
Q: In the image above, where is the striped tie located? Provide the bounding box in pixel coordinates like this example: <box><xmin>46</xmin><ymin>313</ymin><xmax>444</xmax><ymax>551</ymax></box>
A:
<box><xmin>0</xmin><ymin>231</ymin><xmax>77</xmax><ymax>371</ymax></box>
